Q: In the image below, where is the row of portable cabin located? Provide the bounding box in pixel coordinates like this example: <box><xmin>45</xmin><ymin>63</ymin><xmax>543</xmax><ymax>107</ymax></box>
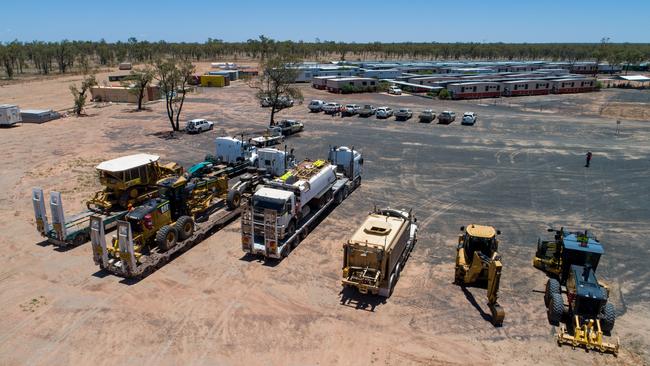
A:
<box><xmin>445</xmin><ymin>78</ymin><xmax>597</xmax><ymax>99</ymax></box>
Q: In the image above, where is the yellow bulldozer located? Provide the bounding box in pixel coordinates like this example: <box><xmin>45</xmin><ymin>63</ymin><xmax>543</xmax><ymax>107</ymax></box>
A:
<box><xmin>87</xmin><ymin>154</ymin><xmax>183</xmax><ymax>212</ymax></box>
<box><xmin>454</xmin><ymin>224</ymin><xmax>505</xmax><ymax>326</ymax></box>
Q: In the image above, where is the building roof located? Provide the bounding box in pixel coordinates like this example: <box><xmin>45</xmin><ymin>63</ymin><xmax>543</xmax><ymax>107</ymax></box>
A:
<box><xmin>616</xmin><ymin>75</ymin><xmax>650</xmax><ymax>82</ymax></box>
<box><xmin>96</xmin><ymin>154</ymin><xmax>160</xmax><ymax>172</ymax></box>
<box><xmin>465</xmin><ymin>224</ymin><xmax>496</xmax><ymax>238</ymax></box>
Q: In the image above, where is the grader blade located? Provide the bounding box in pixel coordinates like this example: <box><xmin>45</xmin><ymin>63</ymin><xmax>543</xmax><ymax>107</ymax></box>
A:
<box><xmin>49</xmin><ymin>191</ymin><xmax>66</xmax><ymax>241</ymax></box>
<box><xmin>116</xmin><ymin>221</ymin><xmax>136</xmax><ymax>275</ymax></box>
<box><xmin>557</xmin><ymin>317</ymin><xmax>619</xmax><ymax>355</ymax></box>
<box><xmin>32</xmin><ymin>188</ymin><xmax>50</xmax><ymax>235</ymax></box>
<box><xmin>90</xmin><ymin>216</ymin><xmax>108</xmax><ymax>267</ymax></box>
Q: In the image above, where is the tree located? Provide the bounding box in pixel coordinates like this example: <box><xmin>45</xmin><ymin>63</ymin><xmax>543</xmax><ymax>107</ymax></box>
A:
<box><xmin>155</xmin><ymin>59</ymin><xmax>195</xmax><ymax>131</ymax></box>
<box><xmin>120</xmin><ymin>67</ymin><xmax>155</xmax><ymax>111</ymax></box>
<box><xmin>70</xmin><ymin>74</ymin><xmax>97</xmax><ymax>116</ymax></box>
<box><xmin>253</xmin><ymin>56</ymin><xmax>303</xmax><ymax>125</ymax></box>
<box><xmin>55</xmin><ymin>40</ymin><xmax>75</xmax><ymax>73</ymax></box>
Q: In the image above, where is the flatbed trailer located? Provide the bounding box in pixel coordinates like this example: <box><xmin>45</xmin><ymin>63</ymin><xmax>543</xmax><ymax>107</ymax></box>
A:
<box><xmin>91</xmin><ymin>199</ymin><xmax>241</xmax><ymax>278</ymax></box>
<box><xmin>32</xmin><ymin>188</ymin><xmax>126</xmax><ymax>247</ymax></box>
<box><xmin>242</xmin><ymin>174</ymin><xmax>361</xmax><ymax>259</ymax></box>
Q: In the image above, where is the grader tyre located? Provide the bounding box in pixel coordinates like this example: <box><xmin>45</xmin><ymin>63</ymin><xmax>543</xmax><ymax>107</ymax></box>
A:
<box><xmin>600</xmin><ymin>302</ymin><xmax>616</xmax><ymax>333</ymax></box>
<box><xmin>227</xmin><ymin>189</ymin><xmax>242</xmax><ymax>210</ymax></box>
<box><xmin>156</xmin><ymin>225</ymin><xmax>178</xmax><ymax>252</ymax></box>
<box><xmin>175</xmin><ymin>216</ymin><xmax>194</xmax><ymax>241</ymax></box>
<box><xmin>545</xmin><ymin>278</ymin><xmax>561</xmax><ymax>307</ymax></box>
<box><xmin>548</xmin><ymin>292</ymin><xmax>564</xmax><ymax>326</ymax></box>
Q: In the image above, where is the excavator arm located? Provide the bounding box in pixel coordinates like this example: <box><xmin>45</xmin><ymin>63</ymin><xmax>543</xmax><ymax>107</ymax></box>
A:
<box><xmin>463</xmin><ymin>251</ymin><xmax>505</xmax><ymax>326</ymax></box>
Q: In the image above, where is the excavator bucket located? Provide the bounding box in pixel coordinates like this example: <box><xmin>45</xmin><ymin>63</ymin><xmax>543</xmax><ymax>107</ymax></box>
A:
<box><xmin>32</xmin><ymin>188</ymin><xmax>50</xmax><ymax>236</ymax></box>
<box><xmin>90</xmin><ymin>215</ymin><xmax>108</xmax><ymax>267</ymax></box>
<box><xmin>49</xmin><ymin>191</ymin><xmax>66</xmax><ymax>241</ymax></box>
<box><xmin>487</xmin><ymin>258</ymin><xmax>505</xmax><ymax>326</ymax></box>
<box><xmin>557</xmin><ymin>316</ymin><xmax>619</xmax><ymax>355</ymax></box>
<box><xmin>116</xmin><ymin>221</ymin><xmax>137</xmax><ymax>276</ymax></box>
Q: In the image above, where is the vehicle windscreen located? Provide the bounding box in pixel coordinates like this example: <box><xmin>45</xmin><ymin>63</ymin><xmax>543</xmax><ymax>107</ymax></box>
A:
<box><xmin>466</xmin><ymin>236</ymin><xmax>494</xmax><ymax>259</ymax></box>
<box><xmin>253</xmin><ymin>197</ymin><xmax>286</xmax><ymax>213</ymax></box>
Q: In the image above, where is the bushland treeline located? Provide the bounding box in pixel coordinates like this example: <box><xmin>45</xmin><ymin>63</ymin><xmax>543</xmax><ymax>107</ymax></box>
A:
<box><xmin>1</xmin><ymin>36</ymin><xmax>648</xmax><ymax>78</ymax></box>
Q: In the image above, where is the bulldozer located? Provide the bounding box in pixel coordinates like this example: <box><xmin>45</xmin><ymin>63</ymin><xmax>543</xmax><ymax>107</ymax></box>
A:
<box><xmin>87</xmin><ymin>154</ymin><xmax>183</xmax><ymax>212</ymax></box>
<box><xmin>534</xmin><ymin>228</ymin><xmax>619</xmax><ymax>354</ymax></box>
<box><xmin>454</xmin><ymin>224</ymin><xmax>505</xmax><ymax>326</ymax></box>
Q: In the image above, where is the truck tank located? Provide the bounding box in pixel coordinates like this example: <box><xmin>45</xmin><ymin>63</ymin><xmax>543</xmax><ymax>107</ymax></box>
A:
<box><xmin>272</xmin><ymin>160</ymin><xmax>337</xmax><ymax>210</ymax></box>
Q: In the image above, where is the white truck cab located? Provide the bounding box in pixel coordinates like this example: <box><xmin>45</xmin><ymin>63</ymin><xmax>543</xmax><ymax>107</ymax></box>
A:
<box><xmin>215</xmin><ymin>137</ymin><xmax>258</xmax><ymax>166</ymax></box>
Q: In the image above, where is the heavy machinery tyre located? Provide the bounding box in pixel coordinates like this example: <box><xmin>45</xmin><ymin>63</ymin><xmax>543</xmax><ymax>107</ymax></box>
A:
<box><xmin>599</xmin><ymin>302</ymin><xmax>616</xmax><ymax>333</ymax></box>
<box><xmin>548</xmin><ymin>292</ymin><xmax>564</xmax><ymax>326</ymax></box>
<box><xmin>545</xmin><ymin>278</ymin><xmax>561</xmax><ymax>307</ymax></box>
<box><xmin>175</xmin><ymin>216</ymin><xmax>194</xmax><ymax>241</ymax></box>
<box><xmin>335</xmin><ymin>190</ymin><xmax>343</xmax><ymax>205</ymax></box>
<box><xmin>227</xmin><ymin>189</ymin><xmax>242</xmax><ymax>210</ymax></box>
<box><xmin>156</xmin><ymin>225</ymin><xmax>178</xmax><ymax>252</ymax></box>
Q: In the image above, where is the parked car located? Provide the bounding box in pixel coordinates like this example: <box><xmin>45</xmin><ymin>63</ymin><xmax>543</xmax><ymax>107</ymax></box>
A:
<box><xmin>277</xmin><ymin>119</ymin><xmax>304</xmax><ymax>135</ymax></box>
<box><xmin>461</xmin><ymin>112</ymin><xmax>477</xmax><ymax>125</ymax></box>
<box><xmin>308</xmin><ymin>100</ymin><xmax>325</xmax><ymax>112</ymax></box>
<box><xmin>394</xmin><ymin>108</ymin><xmax>413</xmax><ymax>121</ymax></box>
<box><xmin>186</xmin><ymin>118</ymin><xmax>214</xmax><ymax>133</ymax></box>
<box><xmin>358</xmin><ymin>104</ymin><xmax>376</xmax><ymax>117</ymax></box>
<box><xmin>438</xmin><ymin>111</ymin><xmax>456</xmax><ymax>124</ymax></box>
<box><xmin>376</xmin><ymin>107</ymin><xmax>394</xmax><ymax>119</ymax></box>
<box><xmin>341</xmin><ymin>104</ymin><xmax>361</xmax><ymax>116</ymax></box>
<box><xmin>419</xmin><ymin>109</ymin><xmax>436</xmax><ymax>123</ymax></box>
<box><xmin>323</xmin><ymin>102</ymin><xmax>342</xmax><ymax>115</ymax></box>
<box><xmin>388</xmin><ymin>86</ymin><xmax>402</xmax><ymax>95</ymax></box>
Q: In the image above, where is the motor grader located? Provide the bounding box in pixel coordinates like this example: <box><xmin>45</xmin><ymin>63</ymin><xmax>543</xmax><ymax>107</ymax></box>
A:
<box><xmin>104</xmin><ymin>173</ymin><xmax>228</xmax><ymax>262</ymax></box>
<box><xmin>534</xmin><ymin>228</ymin><xmax>619</xmax><ymax>355</ymax></box>
<box><xmin>87</xmin><ymin>154</ymin><xmax>182</xmax><ymax>212</ymax></box>
<box><xmin>454</xmin><ymin>224</ymin><xmax>505</xmax><ymax>326</ymax></box>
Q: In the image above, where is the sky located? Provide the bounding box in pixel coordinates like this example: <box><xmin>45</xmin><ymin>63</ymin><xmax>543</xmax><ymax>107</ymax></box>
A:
<box><xmin>2</xmin><ymin>0</ymin><xmax>649</xmax><ymax>43</ymax></box>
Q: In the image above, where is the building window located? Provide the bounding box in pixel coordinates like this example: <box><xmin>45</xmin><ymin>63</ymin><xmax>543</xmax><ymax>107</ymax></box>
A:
<box><xmin>370</xmin><ymin>81</ymin><xmax>375</xmax><ymax>86</ymax></box>
<box><xmin>362</xmin><ymin>81</ymin><xmax>367</xmax><ymax>86</ymax></box>
<box><xmin>461</xmin><ymin>87</ymin><xmax>465</xmax><ymax>92</ymax></box>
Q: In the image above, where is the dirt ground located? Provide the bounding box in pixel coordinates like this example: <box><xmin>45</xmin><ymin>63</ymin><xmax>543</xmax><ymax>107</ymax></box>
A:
<box><xmin>0</xmin><ymin>72</ymin><xmax>649</xmax><ymax>366</ymax></box>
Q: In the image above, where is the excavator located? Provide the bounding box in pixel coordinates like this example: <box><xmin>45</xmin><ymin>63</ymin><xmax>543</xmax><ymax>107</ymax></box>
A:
<box><xmin>454</xmin><ymin>224</ymin><xmax>505</xmax><ymax>326</ymax></box>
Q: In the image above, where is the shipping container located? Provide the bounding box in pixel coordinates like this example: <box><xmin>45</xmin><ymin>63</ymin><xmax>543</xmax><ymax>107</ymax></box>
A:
<box><xmin>0</xmin><ymin>104</ymin><xmax>21</xmax><ymax>126</ymax></box>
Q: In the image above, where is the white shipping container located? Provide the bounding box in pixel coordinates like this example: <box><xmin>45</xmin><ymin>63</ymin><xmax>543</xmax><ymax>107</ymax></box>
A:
<box><xmin>0</xmin><ymin>104</ymin><xmax>22</xmax><ymax>126</ymax></box>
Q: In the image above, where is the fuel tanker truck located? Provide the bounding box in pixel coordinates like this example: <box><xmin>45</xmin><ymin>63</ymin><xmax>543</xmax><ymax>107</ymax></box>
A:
<box><xmin>241</xmin><ymin>146</ymin><xmax>363</xmax><ymax>259</ymax></box>
<box><xmin>341</xmin><ymin>207</ymin><xmax>418</xmax><ymax>297</ymax></box>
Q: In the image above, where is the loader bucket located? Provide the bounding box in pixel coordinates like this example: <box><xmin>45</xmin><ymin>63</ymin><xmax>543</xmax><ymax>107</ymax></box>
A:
<box><xmin>116</xmin><ymin>221</ymin><xmax>136</xmax><ymax>275</ymax></box>
<box><xmin>90</xmin><ymin>215</ymin><xmax>108</xmax><ymax>267</ymax></box>
<box><xmin>32</xmin><ymin>188</ymin><xmax>49</xmax><ymax>235</ymax></box>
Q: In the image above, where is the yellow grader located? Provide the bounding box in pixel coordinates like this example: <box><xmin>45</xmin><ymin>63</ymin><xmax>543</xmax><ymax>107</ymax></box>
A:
<box><xmin>87</xmin><ymin>153</ymin><xmax>182</xmax><ymax>212</ymax></box>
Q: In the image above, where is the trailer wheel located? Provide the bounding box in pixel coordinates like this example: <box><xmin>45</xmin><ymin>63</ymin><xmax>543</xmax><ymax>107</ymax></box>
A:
<box><xmin>544</xmin><ymin>278</ymin><xmax>561</xmax><ymax>307</ymax></box>
<box><xmin>156</xmin><ymin>225</ymin><xmax>178</xmax><ymax>251</ymax></box>
<box><xmin>175</xmin><ymin>216</ymin><xmax>194</xmax><ymax>241</ymax></box>
<box><xmin>227</xmin><ymin>189</ymin><xmax>242</xmax><ymax>210</ymax></box>
<box><xmin>548</xmin><ymin>292</ymin><xmax>564</xmax><ymax>326</ymax></box>
<box><xmin>599</xmin><ymin>302</ymin><xmax>616</xmax><ymax>333</ymax></box>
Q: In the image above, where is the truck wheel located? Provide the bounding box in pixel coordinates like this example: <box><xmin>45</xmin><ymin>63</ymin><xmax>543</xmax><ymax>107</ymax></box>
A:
<box><xmin>544</xmin><ymin>278</ymin><xmax>561</xmax><ymax>307</ymax></box>
<box><xmin>599</xmin><ymin>302</ymin><xmax>616</xmax><ymax>333</ymax></box>
<box><xmin>548</xmin><ymin>292</ymin><xmax>564</xmax><ymax>326</ymax></box>
<box><xmin>388</xmin><ymin>273</ymin><xmax>396</xmax><ymax>297</ymax></box>
<box><xmin>227</xmin><ymin>189</ymin><xmax>241</xmax><ymax>210</ymax></box>
<box><xmin>335</xmin><ymin>191</ymin><xmax>343</xmax><ymax>205</ymax></box>
<box><xmin>175</xmin><ymin>216</ymin><xmax>194</xmax><ymax>241</ymax></box>
<box><xmin>156</xmin><ymin>225</ymin><xmax>178</xmax><ymax>251</ymax></box>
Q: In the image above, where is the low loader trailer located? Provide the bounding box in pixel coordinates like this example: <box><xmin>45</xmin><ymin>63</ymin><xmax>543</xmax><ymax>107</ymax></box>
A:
<box><xmin>32</xmin><ymin>188</ymin><xmax>126</xmax><ymax>247</ymax></box>
<box><xmin>241</xmin><ymin>146</ymin><xmax>363</xmax><ymax>259</ymax></box>
<box><xmin>342</xmin><ymin>207</ymin><xmax>418</xmax><ymax>297</ymax></box>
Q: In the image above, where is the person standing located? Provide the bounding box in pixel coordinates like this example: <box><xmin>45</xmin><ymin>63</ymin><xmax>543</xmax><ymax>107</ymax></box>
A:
<box><xmin>585</xmin><ymin>151</ymin><xmax>592</xmax><ymax>168</ymax></box>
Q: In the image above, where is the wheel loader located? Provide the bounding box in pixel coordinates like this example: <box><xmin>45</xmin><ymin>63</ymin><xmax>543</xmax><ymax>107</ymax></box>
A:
<box><xmin>87</xmin><ymin>153</ymin><xmax>183</xmax><ymax>212</ymax></box>
<box><xmin>454</xmin><ymin>224</ymin><xmax>505</xmax><ymax>326</ymax></box>
<box><xmin>533</xmin><ymin>228</ymin><xmax>619</xmax><ymax>354</ymax></box>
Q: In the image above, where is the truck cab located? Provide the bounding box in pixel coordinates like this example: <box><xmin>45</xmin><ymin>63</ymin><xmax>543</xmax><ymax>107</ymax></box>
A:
<box><xmin>214</xmin><ymin>137</ymin><xmax>258</xmax><ymax>167</ymax></box>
